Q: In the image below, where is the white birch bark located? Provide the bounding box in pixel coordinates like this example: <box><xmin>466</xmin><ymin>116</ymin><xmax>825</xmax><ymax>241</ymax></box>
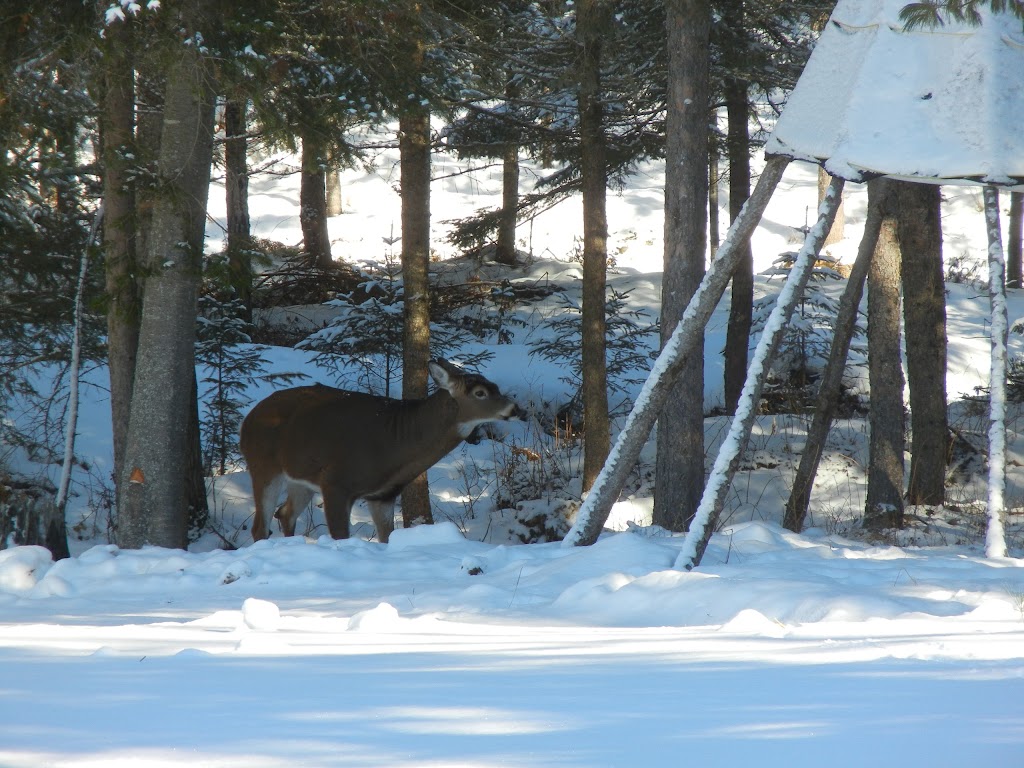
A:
<box><xmin>984</xmin><ymin>186</ymin><xmax>1008</xmax><ymax>559</ymax></box>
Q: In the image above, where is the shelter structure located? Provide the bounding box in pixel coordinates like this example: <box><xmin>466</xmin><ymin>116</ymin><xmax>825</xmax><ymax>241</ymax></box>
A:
<box><xmin>565</xmin><ymin>0</ymin><xmax>1024</xmax><ymax>562</ymax></box>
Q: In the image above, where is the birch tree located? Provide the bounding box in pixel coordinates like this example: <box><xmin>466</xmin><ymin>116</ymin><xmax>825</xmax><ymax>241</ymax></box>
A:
<box><xmin>984</xmin><ymin>186</ymin><xmax>1008</xmax><ymax>558</ymax></box>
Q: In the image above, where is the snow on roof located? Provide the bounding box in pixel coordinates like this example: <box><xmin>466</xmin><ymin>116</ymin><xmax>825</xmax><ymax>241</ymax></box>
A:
<box><xmin>764</xmin><ymin>0</ymin><xmax>1024</xmax><ymax>188</ymax></box>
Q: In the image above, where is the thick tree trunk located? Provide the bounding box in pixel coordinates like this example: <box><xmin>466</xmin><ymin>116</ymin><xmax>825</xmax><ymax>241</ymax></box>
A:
<box><xmin>723</xmin><ymin>56</ymin><xmax>752</xmax><ymax>415</ymax></box>
<box><xmin>399</xmin><ymin>109</ymin><xmax>434</xmax><ymax>530</ymax></box>
<box><xmin>897</xmin><ymin>181</ymin><xmax>947</xmax><ymax>507</ymax></box>
<box><xmin>300</xmin><ymin>129</ymin><xmax>333</xmax><ymax>268</ymax></box>
<box><xmin>863</xmin><ymin>185</ymin><xmax>905</xmax><ymax>532</ymax></box>
<box><xmin>577</xmin><ymin>0</ymin><xmax>610</xmax><ymax>493</ymax></box>
<box><xmin>116</xmin><ymin>44</ymin><xmax>216</xmax><ymax>550</ymax></box>
<box><xmin>563</xmin><ymin>157</ymin><xmax>790</xmax><ymax>548</ymax></box>
<box><xmin>224</xmin><ymin>97</ymin><xmax>252</xmax><ymax>321</ymax></box>
<box><xmin>654</xmin><ymin>0</ymin><xmax>710</xmax><ymax>532</ymax></box>
<box><xmin>784</xmin><ymin>178</ymin><xmax>886</xmax><ymax>532</ymax></box>
<box><xmin>100</xmin><ymin>27</ymin><xmax>139</xmax><ymax>491</ymax></box>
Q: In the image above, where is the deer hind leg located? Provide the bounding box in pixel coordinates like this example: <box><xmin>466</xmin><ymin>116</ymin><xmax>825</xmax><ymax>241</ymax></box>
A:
<box><xmin>251</xmin><ymin>473</ymin><xmax>286</xmax><ymax>541</ymax></box>
<box><xmin>365</xmin><ymin>498</ymin><xmax>396</xmax><ymax>544</ymax></box>
<box><xmin>319</xmin><ymin>477</ymin><xmax>355</xmax><ymax>540</ymax></box>
<box><xmin>277</xmin><ymin>480</ymin><xmax>316</xmax><ymax>537</ymax></box>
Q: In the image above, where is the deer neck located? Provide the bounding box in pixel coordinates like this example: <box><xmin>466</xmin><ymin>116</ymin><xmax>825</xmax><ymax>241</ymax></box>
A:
<box><xmin>394</xmin><ymin>390</ymin><xmax>465</xmax><ymax>461</ymax></box>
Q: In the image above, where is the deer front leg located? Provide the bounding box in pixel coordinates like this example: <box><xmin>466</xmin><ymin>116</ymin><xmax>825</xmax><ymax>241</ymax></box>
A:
<box><xmin>365</xmin><ymin>498</ymin><xmax>396</xmax><ymax>543</ymax></box>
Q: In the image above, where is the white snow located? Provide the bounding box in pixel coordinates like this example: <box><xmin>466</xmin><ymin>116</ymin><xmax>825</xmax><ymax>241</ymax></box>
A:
<box><xmin>2</xmin><ymin>523</ymin><xmax>1023</xmax><ymax>766</ymax></box>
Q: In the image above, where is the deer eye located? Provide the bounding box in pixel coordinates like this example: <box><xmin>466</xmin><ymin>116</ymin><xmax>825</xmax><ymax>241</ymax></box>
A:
<box><xmin>472</xmin><ymin>387</ymin><xmax>488</xmax><ymax>398</ymax></box>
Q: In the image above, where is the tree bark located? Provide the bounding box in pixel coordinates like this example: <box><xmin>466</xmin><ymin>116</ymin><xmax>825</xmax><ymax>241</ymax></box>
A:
<box><xmin>784</xmin><ymin>178</ymin><xmax>886</xmax><ymax>532</ymax></box>
<box><xmin>655</xmin><ymin>0</ymin><xmax>710</xmax><ymax>532</ymax></box>
<box><xmin>100</xmin><ymin>25</ymin><xmax>139</xmax><ymax>491</ymax></box>
<box><xmin>563</xmin><ymin>157</ymin><xmax>790</xmax><ymax>547</ymax></box>
<box><xmin>116</xmin><ymin>44</ymin><xmax>216</xmax><ymax>550</ymax></box>
<box><xmin>495</xmin><ymin>141</ymin><xmax>520</xmax><ymax>265</ymax></box>
<box><xmin>863</xmin><ymin>184</ymin><xmax>905</xmax><ymax>532</ymax></box>
<box><xmin>399</xmin><ymin>109</ymin><xmax>434</xmax><ymax>530</ymax></box>
<box><xmin>722</xmin><ymin>43</ymin><xmax>752</xmax><ymax>415</ymax></box>
<box><xmin>326</xmin><ymin>162</ymin><xmax>343</xmax><ymax>217</ymax></box>
<box><xmin>897</xmin><ymin>181</ymin><xmax>946</xmax><ymax>506</ymax></box>
<box><xmin>577</xmin><ymin>0</ymin><xmax>610</xmax><ymax>493</ymax></box>
<box><xmin>984</xmin><ymin>186</ymin><xmax>1008</xmax><ymax>558</ymax></box>
<box><xmin>708</xmin><ymin>140</ymin><xmax>720</xmax><ymax>260</ymax></box>
<box><xmin>300</xmin><ymin>129</ymin><xmax>333</xmax><ymax>268</ymax></box>
<box><xmin>224</xmin><ymin>97</ymin><xmax>252</xmax><ymax>321</ymax></box>
<box><xmin>819</xmin><ymin>167</ymin><xmax>845</xmax><ymax>246</ymax></box>
<box><xmin>1007</xmin><ymin>191</ymin><xmax>1022</xmax><ymax>289</ymax></box>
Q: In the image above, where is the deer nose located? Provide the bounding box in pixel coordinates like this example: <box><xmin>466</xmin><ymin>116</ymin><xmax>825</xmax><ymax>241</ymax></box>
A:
<box><xmin>511</xmin><ymin>403</ymin><xmax>528</xmax><ymax>421</ymax></box>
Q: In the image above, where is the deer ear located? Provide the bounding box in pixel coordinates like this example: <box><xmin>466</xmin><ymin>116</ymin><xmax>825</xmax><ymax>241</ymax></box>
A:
<box><xmin>428</xmin><ymin>360</ymin><xmax>453</xmax><ymax>391</ymax></box>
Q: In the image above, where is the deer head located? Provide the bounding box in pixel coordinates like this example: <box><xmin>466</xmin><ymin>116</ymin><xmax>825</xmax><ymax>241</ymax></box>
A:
<box><xmin>239</xmin><ymin>359</ymin><xmax>522</xmax><ymax>543</ymax></box>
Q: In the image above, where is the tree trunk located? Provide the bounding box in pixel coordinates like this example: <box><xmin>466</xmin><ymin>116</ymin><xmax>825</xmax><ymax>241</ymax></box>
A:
<box><xmin>722</xmin><ymin>45</ymin><xmax>752</xmax><ymax>415</ymax></box>
<box><xmin>300</xmin><ymin>129</ymin><xmax>332</xmax><ymax>268</ymax></box>
<box><xmin>399</xmin><ymin>109</ymin><xmax>434</xmax><ymax>530</ymax></box>
<box><xmin>819</xmin><ymin>167</ymin><xmax>845</xmax><ymax>245</ymax></box>
<box><xmin>134</xmin><ymin>64</ymin><xmax>164</xmax><ymax>268</ymax></box>
<box><xmin>784</xmin><ymin>178</ymin><xmax>886</xmax><ymax>532</ymax></box>
<box><xmin>100</xmin><ymin>26</ymin><xmax>139</xmax><ymax>491</ymax></box>
<box><xmin>577</xmin><ymin>0</ymin><xmax>610</xmax><ymax>494</ymax></box>
<box><xmin>708</xmin><ymin>140</ymin><xmax>720</xmax><ymax>260</ymax></box>
<box><xmin>326</xmin><ymin>163</ymin><xmax>343</xmax><ymax>217</ymax></box>
<box><xmin>562</xmin><ymin>156</ymin><xmax>789</xmax><ymax>548</ymax></box>
<box><xmin>863</xmin><ymin>184</ymin><xmax>905</xmax><ymax>532</ymax></box>
<box><xmin>1007</xmin><ymin>191</ymin><xmax>1022</xmax><ymax>289</ymax></box>
<box><xmin>984</xmin><ymin>186</ymin><xmax>1008</xmax><ymax>558</ymax></box>
<box><xmin>224</xmin><ymin>97</ymin><xmax>252</xmax><ymax>321</ymax></box>
<box><xmin>495</xmin><ymin>141</ymin><xmax>520</xmax><ymax>265</ymax></box>
<box><xmin>116</xmin><ymin>44</ymin><xmax>216</xmax><ymax>550</ymax></box>
<box><xmin>185</xmin><ymin>369</ymin><xmax>209</xmax><ymax>539</ymax></box>
<box><xmin>655</xmin><ymin>0</ymin><xmax>710</xmax><ymax>532</ymax></box>
<box><xmin>897</xmin><ymin>181</ymin><xmax>946</xmax><ymax>507</ymax></box>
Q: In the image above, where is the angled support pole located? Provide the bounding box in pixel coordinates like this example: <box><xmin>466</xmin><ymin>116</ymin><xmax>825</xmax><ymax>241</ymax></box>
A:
<box><xmin>675</xmin><ymin>174</ymin><xmax>845</xmax><ymax>570</ymax></box>
<box><xmin>563</xmin><ymin>155</ymin><xmax>790</xmax><ymax>548</ymax></box>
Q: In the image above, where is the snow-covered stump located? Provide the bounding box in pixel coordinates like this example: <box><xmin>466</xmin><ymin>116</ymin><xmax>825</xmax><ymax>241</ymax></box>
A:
<box><xmin>984</xmin><ymin>186</ymin><xmax>1008</xmax><ymax>559</ymax></box>
<box><xmin>562</xmin><ymin>156</ymin><xmax>791</xmax><ymax>548</ymax></box>
<box><xmin>675</xmin><ymin>176</ymin><xmax>845</xmax><ymax>571</ymax></box>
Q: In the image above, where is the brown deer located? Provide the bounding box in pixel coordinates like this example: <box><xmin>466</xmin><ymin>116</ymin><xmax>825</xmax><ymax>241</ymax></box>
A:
<box><xmin>239</xmin><ymin>359</ymin><xmax>522</xmax><ymax>543</ymax></box>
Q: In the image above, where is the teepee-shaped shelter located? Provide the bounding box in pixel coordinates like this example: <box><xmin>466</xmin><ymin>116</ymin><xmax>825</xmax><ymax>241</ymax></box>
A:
<box><xmin>766</xmin><ymin>0</ymin><xmax>1024</xmax><ymax>187</ymax></box>
<box><xmin>565</xmin><ymin>0</ymin><xmax>1024</xmax><ymax>563</ymax></box>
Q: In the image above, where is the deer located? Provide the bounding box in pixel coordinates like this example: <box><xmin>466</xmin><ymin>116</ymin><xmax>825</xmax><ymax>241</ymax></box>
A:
<box><xmin>239</xmin><ymin>358</ymin><xmax>523</xmax><ymax>544</ymax></box>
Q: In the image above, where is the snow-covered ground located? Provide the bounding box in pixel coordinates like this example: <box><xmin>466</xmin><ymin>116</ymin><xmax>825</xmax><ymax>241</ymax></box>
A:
<box><xmin>3</xmin><ymin>135</ymin><xmax>1024</xmax><ymax>766</ymax></box>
